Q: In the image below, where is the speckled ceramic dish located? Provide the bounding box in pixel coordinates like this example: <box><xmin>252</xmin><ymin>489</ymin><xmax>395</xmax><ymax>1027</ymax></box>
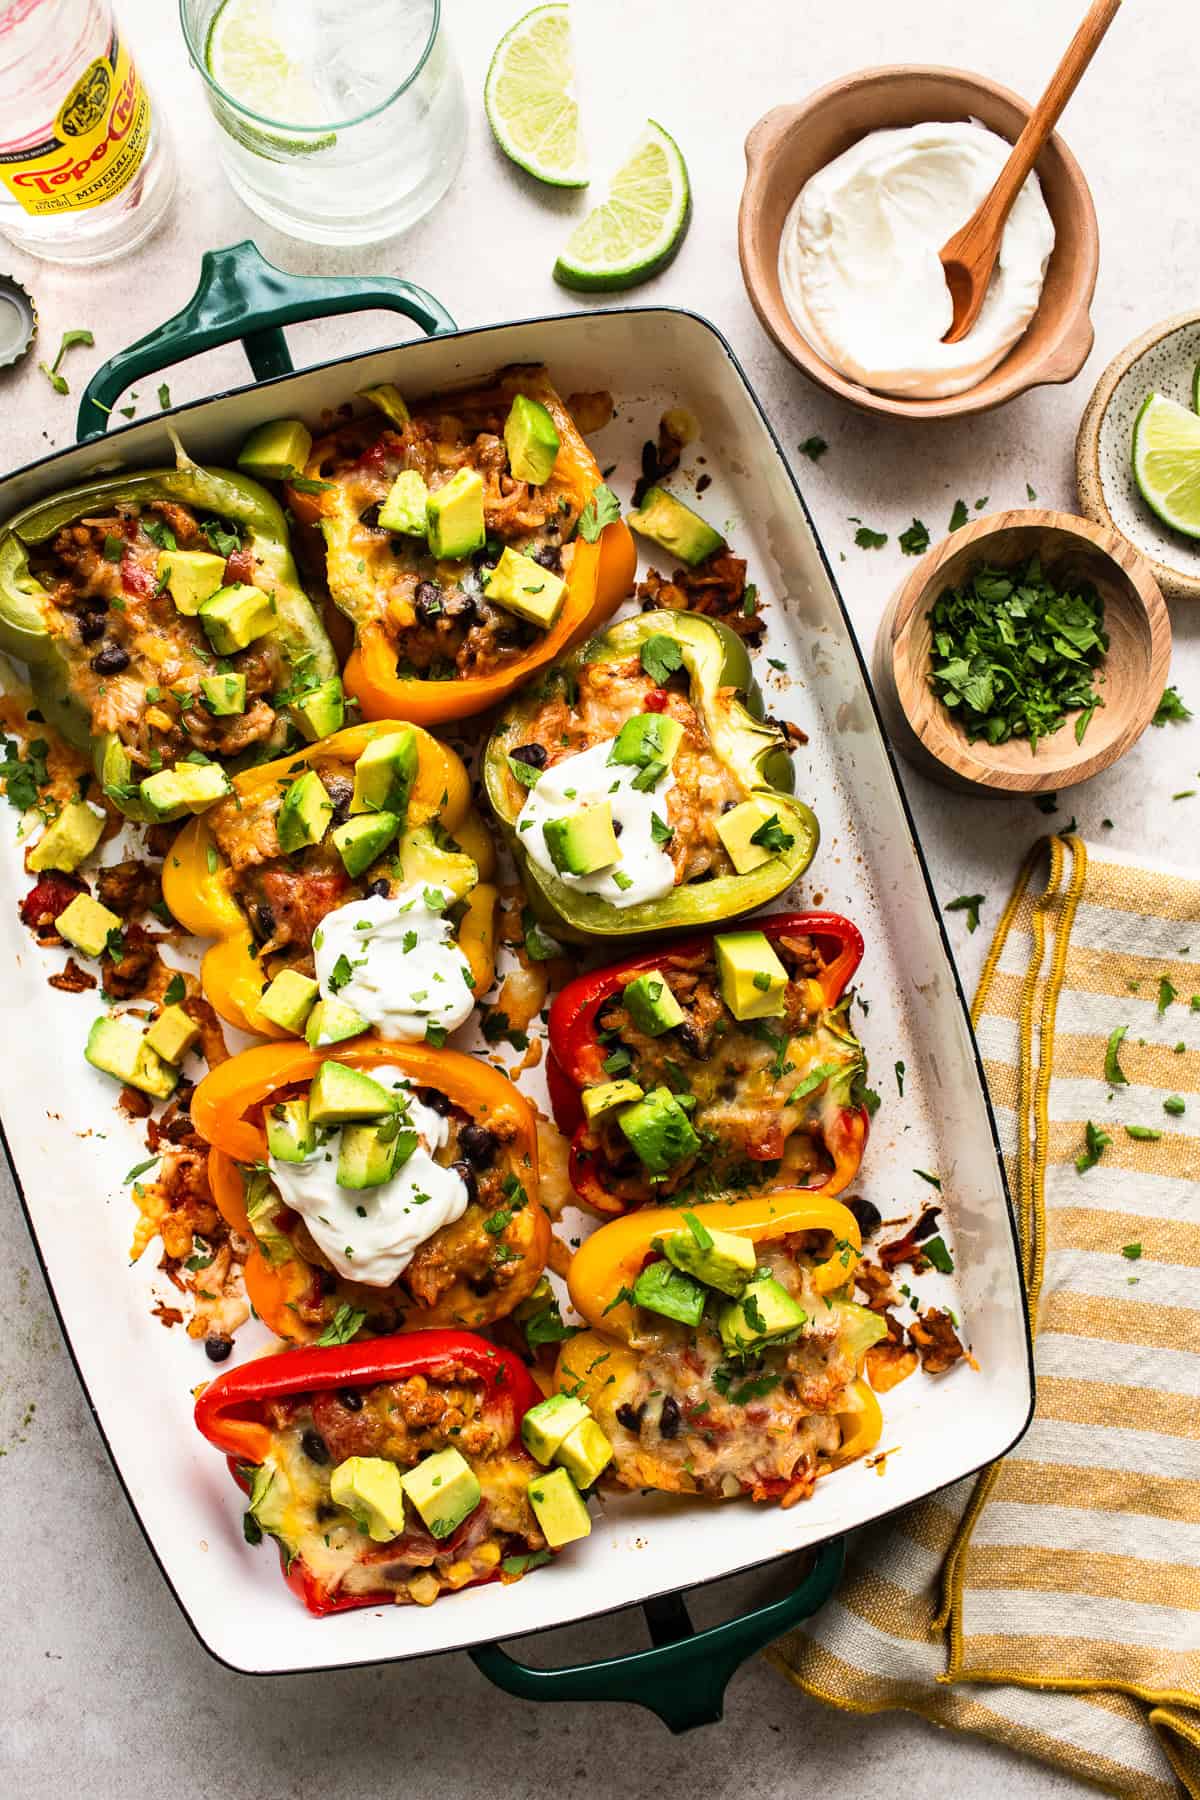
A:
<box><xmin>1077</xmin><ymin>310</ymin><xmax>1200</xmax><ymax>601</ymax></box>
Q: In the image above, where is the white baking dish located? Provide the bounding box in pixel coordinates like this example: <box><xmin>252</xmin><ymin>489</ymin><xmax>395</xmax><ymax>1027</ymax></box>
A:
<box><xmin>0</xmin><ymin>243</ymin><xmax>1031</xmax><ymax>1705</ymax></box>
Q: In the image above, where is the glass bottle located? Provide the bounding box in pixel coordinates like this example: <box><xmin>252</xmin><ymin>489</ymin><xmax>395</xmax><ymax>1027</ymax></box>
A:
<box><xmin>0</xmin><ymin>0</ymin><xmax>175</xmax><ymax>265</ymax></box>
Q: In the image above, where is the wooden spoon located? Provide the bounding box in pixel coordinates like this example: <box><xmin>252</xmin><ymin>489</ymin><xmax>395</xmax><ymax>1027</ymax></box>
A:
<box><xmin>940</xmin><ymin>0</ymin><xmax>1122</xmax><ymax>343</ymax></box>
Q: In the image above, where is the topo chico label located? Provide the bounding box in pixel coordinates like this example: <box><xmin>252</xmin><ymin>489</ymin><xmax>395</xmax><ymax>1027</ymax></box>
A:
<box><xmin>0</xmin><ymin>31</ymin><xmax>151</xmax><ymax>216</ymax></box>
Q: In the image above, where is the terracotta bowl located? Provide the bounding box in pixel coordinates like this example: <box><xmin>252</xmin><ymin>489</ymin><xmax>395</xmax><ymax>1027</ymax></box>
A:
<box><xmin>871</xmin><ymin>510</ymin><xmax>1170</xmax><ymax>795</ymax></box>
<box><xmin>738</xmin><ymin>67</ymin><xmax>1099</xmax><ymax>421</ymax></box>
<box><xmin>1077</xmin><ymin>310</ymin><xmax>1200</xmax><ymax>602</ymax></box>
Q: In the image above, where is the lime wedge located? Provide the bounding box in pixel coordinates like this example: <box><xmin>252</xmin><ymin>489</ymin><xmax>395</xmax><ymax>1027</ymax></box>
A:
<box><xmin>1132</xmin><ymin>392</ymin><xmax>1200</xmax><ymax>540</ymax></box>
<box><xmin>484</xmin><ymin>4</ymin><xmax>587</xmax><ymax>188</ymax></box>
<box><xmin>1192</xmin><ymin>358</ymin><xmax>1200</xmax><ymax>415</ymax></box>
<box><xmin>553</xmin><ymin>120</ymin><xmax>690</xmax><ymax>293</ymax></box>
<box><xmin>206</xmin><ymin>0</ymin><xmax>326</xmax><ymax>128</ymax></box>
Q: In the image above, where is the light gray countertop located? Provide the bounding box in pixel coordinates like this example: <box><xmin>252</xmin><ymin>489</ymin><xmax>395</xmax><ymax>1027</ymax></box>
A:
<box><xmin>2</xmin><ymin>1</ymin><xmax>1195</xmax><ymax>1793</ymax></box>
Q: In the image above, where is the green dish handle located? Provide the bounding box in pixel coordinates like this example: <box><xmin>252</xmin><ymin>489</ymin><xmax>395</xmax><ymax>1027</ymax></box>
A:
<box><xmin>76</xmin><ymin>238</ymin><xmax>456</xmax><ymax>441</ymax></box>
<box><xmin>469</xmin><ymin>1537</ymin><xmax>844</xmax><ymax>1733</ymax></box>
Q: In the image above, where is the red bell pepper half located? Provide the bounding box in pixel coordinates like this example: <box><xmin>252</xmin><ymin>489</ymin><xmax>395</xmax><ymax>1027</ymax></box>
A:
<box><xmin>195</xmin><ymin>1330</ymin><xmax>543</xmax><ymax>1616</ymax></box>
<box><xmin>546</xmin><ymin>912</ymin><xmax>869</xmax><ymax>1214</ymax></box>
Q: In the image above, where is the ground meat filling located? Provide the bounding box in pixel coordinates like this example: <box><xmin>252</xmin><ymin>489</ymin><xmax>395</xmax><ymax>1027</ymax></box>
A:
<box><xmin>602</xmin><ymin>1237</ymin><xmax>855</xmax><ymax>1505</ymax></box>
<box><xmin>506</xmin><ymin>656</ymin><xmax>744</xmax><ymax>889</ymax></box>
<box><xmin>637</xmin><ymin>551</ymin><xmax>764</xmax><ymax>645</ymax></box>
<box><xmin>312</xmin><ymin>383</ymin><xmax>586</xmax><ymax>682</ymax></box>
<box><xmin>29</xmin><ymin>500</ymin><xmax>286</xmax><ymax>772</ymax></box>
<box><xmin>250</xmin><ymin>1085</ymin><xmax>531</xmax><ymax>1333</ymax></box>
<box><xmin>581</xmin><ymin>934</ymin><xmax>850</xmax><ymax>1204</ymax></box>
<box><xmin>255</xmin><ymin>1366</ymin><xmax>544</xmax><ymax>1606</ymax></box>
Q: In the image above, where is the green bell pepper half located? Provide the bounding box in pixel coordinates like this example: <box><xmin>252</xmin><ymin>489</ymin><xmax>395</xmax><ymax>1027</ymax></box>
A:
<box><xmin>482</xmin><ymin>609</ymin><xmax>818</xmax><ymax>939</ymax></box>
<box><xmin>0</xmin><ymin>467</ymin><xmax>337</xmax><ymax>819</ymax></box>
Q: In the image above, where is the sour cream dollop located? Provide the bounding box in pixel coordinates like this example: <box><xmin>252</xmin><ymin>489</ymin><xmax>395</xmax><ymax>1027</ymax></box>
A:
<box><xmin>517</xmin><ymin>737</ymin><xmax>677</xmax><ymax>908</ymax></box>
<box><xmin>312</xmin><ymin>884</ymin><xmax>475</xmax><ymax>1040</ymax></box>
<box><xmin>778</xmin><ymin>121</ymin><xmax>1055</xmax><ymax>400</ymax></box>
<box><xmin>268</xmin><ymin>1073</ymin><xmax>468</xmax><ymax>1287</ymax></box>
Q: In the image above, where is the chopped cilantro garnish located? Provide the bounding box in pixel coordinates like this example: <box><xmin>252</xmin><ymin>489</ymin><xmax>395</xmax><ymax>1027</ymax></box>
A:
<box><xmin>639</xmin><ymin>633</ymin><xmax>684</xmax><ymax>685</ymax></box>
<box><xmin>1075</xmin><ymin>1120</ymin><xmax>1111</xmax><ymax>1173</ymax></box>
<box><xmin>749</xmin><ymin>812</ymin><xmax>794</xmax><ymax>854</ymax></box>
<box><xmin>852</xmin><ymin>524</ymin><xmax>887</xmax><ymax>549</ymax></box>
<box><xmin>577</xmin><ymin>483</ymin><xmax>621</xmax><ymax>543</ymax></box>
<box><xmin>315</xmin><ymin>1303</ymin><xmax>365</xmax><ymax>1346</ymax></box>
<box><xmin>945</xmin><ymin>893</ymin><xmax>984</xmax><ymax>933</ymax></box>
<box><xmin>898</xmin><ymin>518</ymin><xmax>930</xmax><ymax>557</ymax></box>
<box><xmin>1121</xmin><ymin>1242</ymin><xmax>1143</xmax><ymax>1258</ymax></box>
<box><xmin>1164</xmin><ymin>1095</ymin><xmax>1186</xmax><ymax>1116</ymax></box>
<box><xmin>922</xmin><ymin>1235</ymin><xmax>954</xmax><ymax>1273</ymax></box>
<box><xmin>1104</xmin><ymin>1025</ymin><xmax>1129</xmax><ymax>1087</ymax></box>
<box><xmin>1152</xmin><ymin>686</ymin><xmax>1191</xmax><ymax>726</ymax></box>
<box><xmin>1125</xmin><ymin>1127</ymin><xmax>1161</xmax><ymax>1142</ymax></box>
<box><xmin>949</xmin><ymin>499</ymin><xmax>970</xmax><ymax>531</ymax></box>
<box><xmin>914</xmin><ymin>1169</ymin><xmax>942</xmax><ymax>1189</ymax></box>
<box><xmin>163</xmin><ymin>973</ymin><xmax>186</xmax><ymax>1007</ymax></box>
<box><xmin>799</xmin><ymin>436</ymin><xmax>828</xmax><ymax>461</ymax></box>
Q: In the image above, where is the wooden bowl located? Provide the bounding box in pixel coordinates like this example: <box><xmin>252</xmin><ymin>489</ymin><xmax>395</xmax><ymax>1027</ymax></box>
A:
<box><xmin>871</xmin><ymin>510</ymin><xmax>1171</xmax><ymax>795</ymax></box>
<box><xmin>1077</xmin><ymin>310</ymin><xmax>1200</xmax><ymax>601</ymax></box>
<box><xmin>738</xmin><ymin>67</ymin><xmax>1099</xmax><ymax>421</ymax></box>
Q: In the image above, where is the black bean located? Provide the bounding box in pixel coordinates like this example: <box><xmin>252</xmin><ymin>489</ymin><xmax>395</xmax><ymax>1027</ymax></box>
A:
<box><xmin>414</xmin><ymin>580</ymin><xmax>444</xmax><ymax>623</ymax></box>
<box><xmin>452</xmin><ymin>1159</ymin><xmax>478</xmax><ymax>1206</ymax></box>
<box><xmin>358</xmin><ymin>502</ymin><xmax>383</xmax><ymax>530</ymax></box>
<box><xmin>364</xmin><ymin>878</ymin><xmax>390</xmax><ymax>899</ymax></box>
<box><xmin>439</xmin><ymin>586</ymin><xmax>475</xmax><ymax>622</ymax></box>
<box><xmin>253</xmin><ymin>902</ymin><xmax>275</xmax><ymax>941</ymax></box>
<box><xmin>322</xmin><ymin>773</ymin><xmax>353</xmax><ymax>827</ymax></box>
<box><xmin>338</xmin><ymin>1388</ymin><xmax>364</xmax><ymax>1412</ymax></box>
<box><xmin>530</xmin><ymin>543</ymin><xmax>563</xmax><ymax>573</ymax></box>
<box><xmin>78</xmin><ymin>611</ymin><xmax>106</xmax><ymax>643</ymax></box>
<box><xmin>616</xmin><ymin>1403</ymin><xmax>643</xmax><ymax>1433</ymax></box>
<box><xmin>91</xmin><ymin>643</ymin><xmax>130</xmax><ymax>675</ymax></box>
<box><xmin>846</xmin><ymin>1197</ymin><xmax>882</xmax><ymax>1239</ymax></box>
<box><xmin>417</xmin><ymin>1085</ymin><xmax>453</xmax><ymax>1115</ymax></box>
<box><xmin>301</xmin><ymin>1430</ymin><xmax>330</xmax><ymax>1465</ymax></box>
<box><xmin>677</xmin><ymin>1021</ymin><xmax>703</xmax><ymax>1058</ymax></box>
<box><xmin>204</xmin><ymin>1335</ymin><xmax>232</xmax><ymax>1363</ymax></box>
<box><xmin>658</xmin><ymin>1396</ymin><xmax>681</xmax><ymax>1439</ymax></box>
<box><xmin>721</xmin><ymin>799</ymin><xmax>737</xmax><ymax>814</ymax></box>
<box><xmin>459</xmin><ymin>1121</ymin><xmax>498</xmax><ymax>1169</ymax></box>
<box><xmin>510</xmin><ymin>742</ymin><xmax>547</xmax><ymax>769</ymax></box>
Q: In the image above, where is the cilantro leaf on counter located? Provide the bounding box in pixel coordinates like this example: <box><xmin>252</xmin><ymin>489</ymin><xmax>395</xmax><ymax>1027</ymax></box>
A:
<box><xmin>1121</xmin><ymin>1242</ymin><xmax>1144</xmax><ymax>1258</ymax></box>
<box><xmin>1105</xmin><ymin>1025</ymin><xmax>1130</xmax><ymax>1087</ymax></box>
<box><xmin>1153</xmin><ymin>687</ymin><xmax>1192</xmax><ymax>726</ymax></box>
<box><xmin>945</xmin><ymin>893</ymin><xmax>984</xmax><ymax>933</ymax></box>
<box><xmin>577</xmin><ymin>483</ymin><xmax>621</xmax><ymax>543</ymax></box>
<box><xmin>158</xmin><ymin>383</ymin><xmax>171</xmax><ymax>409</ymax></box>
<box><xmin>914</xmin><ymin>1169</ymin><xmax>942</xmax><ymax>1189</ymax></box>
<box><xmin>1164</xmin><ymin>1095</ymin><xmax>1186</xmax><ymax>1116</ymax></box>
<box><xmin>1125</xmin><ymin>1127</ymin><xmax>1161</xmax><ymax>1142</ymax></box>
<box><xmin>949</xmin><ymin>499</ymin><xmax>970</xmax><ymax>531</ymax></box>
<box><xmin>1026</xmin><ymin>483</ymin><xmax>1037</xmax><ymax>502</ymax></box>
<box><xmin>852</xmin><ymin>523</ymin><xmax>887</xmax><ymax>550</ymax></box>
<box><xmin>899</xmin><ymin>518</ymin><xmax>930</xmax><ymax>557</ymax></box>
<box><xmin>1158</xmin><ymin>978</ymin><xmax>1178</xmax><ymax>1014</ymax></box>
<box><xmin>1075</xmin><ymin>1120</ymin><xmax>1112</xmax><ymax>1173</ymax></box>
<box><xmin>799</xmin><ymin>436</ymin><xmax>828</xmax><ymax>462</ymax></box>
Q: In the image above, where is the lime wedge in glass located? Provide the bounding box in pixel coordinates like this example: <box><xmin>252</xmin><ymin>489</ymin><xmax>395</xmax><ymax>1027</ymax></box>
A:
<box><xmin>206</xmin><ymin>0</ymin><xmax>335</xmax><ymax>149</ymax></box>
<box><xmin>485</xmin><ymin>3</ymin><xmax>587</xmax><ymax>188</ymax></box>
<box><xmin>553</xmin><ymin>120</ymin><xmax>690</xmax><ymax>292</ymax></box>
<box><xmin>1132</xmin><ymin>392</ymin><xmax>1200</xmax><ymax>540</ymax></box>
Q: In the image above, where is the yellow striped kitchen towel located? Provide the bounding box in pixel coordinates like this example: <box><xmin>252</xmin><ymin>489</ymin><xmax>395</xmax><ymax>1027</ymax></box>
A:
<box><xmin>770</xmin><ymin>835</ymin><xmax>1200</xmax><ymax>1798</ymax></box>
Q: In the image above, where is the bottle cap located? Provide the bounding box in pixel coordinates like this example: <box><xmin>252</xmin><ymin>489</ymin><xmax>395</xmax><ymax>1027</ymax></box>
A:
<box><xmin>0</xmin><ymin>274</ymin><xmax>37</xmax><ymax>369</ymax></box>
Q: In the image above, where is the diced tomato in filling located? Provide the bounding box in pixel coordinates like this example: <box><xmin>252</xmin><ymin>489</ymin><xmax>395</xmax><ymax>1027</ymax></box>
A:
<box><xmin>20</xmin><ymin>871</ymin><xmax>87</xmax><ymax>931</ymax></box>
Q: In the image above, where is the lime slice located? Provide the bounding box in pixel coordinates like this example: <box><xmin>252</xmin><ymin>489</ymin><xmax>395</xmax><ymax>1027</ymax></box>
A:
<box><xmin>485</xmin><ymin>4</ymin><xmax>587</xmax><ymax>188</ymax></box>
<box><xmin>1132</xmin><ymin>392</ymin><xmax>1200</xmax><ymax>540</ymax></box>
<box><xmin>553</xmin><ymin>120</ymin><xmax>690</xmax><ymax>293</ymax></box>
<box><xmin>1192</xmin><ymin>358</ymin><xmax>1200</xmax><ymax>414</ymax></box>
<box><xmin>206</xmin><ymin>0</ymin><xmax>327</xmax><ymax>129</ymax></box>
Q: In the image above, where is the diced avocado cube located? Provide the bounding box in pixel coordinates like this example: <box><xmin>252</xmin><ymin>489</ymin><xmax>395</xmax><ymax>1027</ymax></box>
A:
<box><xmin>28</xmin><ymin>800</ymin><xmax>105</xmax><ymax>873</ymax></box>
<box><xmin>358</xmin><ymin>383</ymin><xmax>409</xmax><ymax>428</ymax></box>
<box><xmin>198</xmin><ymin>582</ymin><xmax>274</xmax><ymax>654</ymax></box>
<box><xmin>305</xmin><ymin>997</ymin><xmax>369</xmax><ymax>1048</ymax></box>
<box><xmin>237</xmin><ymin>418</ymin><xmax>314</xmax><ymax>482</ymax></box>
<box><xmin>139</xmin><ymin>762</ymin><xmax>231</xmax><ymax>822</ymax></box>
<box><xmin>617</xmin><ymin>1085</ymin><xmax>700</xmax><ymax>1177</ymax></box>
<box><xmin>266</xmin><ymin>1096</ymin><xmax>317</xmax><ymax>1164</ymax></box>
<box><xmin>257</xmin><ymin>969</ymin><xmax>319</xmax><ymax>1034</ymax></box>
<box><xmin>715</xmin><ymin>930</ymin><xmax>788</xmax><ymax>1022</ymax></box>
<box><xmin>580</xmin><ymin>1078</ymin><xmax>644</xmax><ymax>1122</ymax></box>
<box><xmin>426</xmin><ymin>468</ymin><xmax>486</xmax><ymax>560</ymax></box>
<box><xmin>555</xmin><ymin>1416</ymin><xmax>613</xmax><ymax>1488</ymax></box>
<box><xmin>200</xmin><ymin>672</ymin><xmax>246</xmax><ymax>716</ymax></box>
<box><xmin>351</xmin><ymin>727</ymin><xmax>418</xmax><ymax>818</ymax></box>
<box><xmin>394</xmin><ymin>822</ymin><xmax>478</xmax><ymax>902</ymax></box>
<box><xmin>57</xmin><ymin>893</ymin><xmax>121</xmax><ymax>959</ymax></box>
<box><xmin>543</xmin><ymin>803</ymin><xmax>620</xmax><ymax>877</ymax></box>
<box><xmin>662</xmin><ymin>1221</ymin><xmax>755</xmax><ymax>1298</ymax></box>
<box><xmin>84</xmin><ymin>1014</ymin><xmax>177</xmax><ymax>1099</ymax></box>
<box><xmin>157</xmin><ymin>549</ymin><xmax>226</xmax><ymax>617</ymax></box>
<box><xmin>378</xmin><ymin>469</ymin><xmax>429</xmax><ymax>536</ymax></box>
<box><xmin>287</xmin><ymin>677</ymin><xmax>345</xmax><ymax>744</ymax></box>
<box><xmin>609</xmin><ymin>714</ymin><xmax>684</xmax><ymax>772</ymax></box>
<box><xmin>716</xmin><ymin>799</ymin><xmax>783</xmax><ymax>876</ymax></box>
<box><xmin>622</xmin><ymin>970</ymin><xmax>685</xmax><ymax>1037</ymax></box>
<box><xmin>504</xmin><ymin>394</ymin><xmax>561</xmax><ymax>486</ymax></box>
<box><xmin>718</xmin><ymin>1275</ymin><xmax>806</xmax><ymax>1357</ymax></box>
<box><xmin>631</xmin><ymin>1257</ymin><xmax>707</xmax><ymax>1326</ymax></box>
<box><xmin>100</xmin><ymin>736</ymin><xmax>134</xmax><ymax>799</ymax></box>
<box><xmin>144</xmin><ymin>1003</ymin><xmax>200</xmax><ymax>1065</ymax></box>
<box><xmin>521</xmin><ymin>1393</ymin><xmax>591</xmax><ymax>1465</ymax></box>
<box><xmin>832</xmin><ymin>1298</ymin><xmax>890</xmax><ymax>1363</ymax></box>
<box><xmin>399</xmin><ymin>1447</ymin><xmax>481</xmax><ymax>1539</ymax></box>
<box><xmin>307</xmin><ymin>1059</ymin><xmax>394</xmax><ymax>1125</ymax></box>
<box><xmin>332</xmin><ymin>810</ymin><xmax>401</xmax><ymax>878</ymax></box>
<box><xmin>483</xmin><ymin>546</ymin><xmax>567</xmax><ymax>629</ymax></box>
<box><xmin>277</xmin><ymin>769</ymin><xmax>334</xmax><ymax>855</ymax></box>
<box><xmin>627</xmin><ymin>486</ymin><xmax>723</xmax><ymax>566</ymax></box>
<box><xmin>329</xmin><ymin>1455</ymin><xmax>406</xmax><ymax>1542</ymax></box>
<box><xmin>336</xmin><ymin>1119</ymin><xmax>406</xmax><ymax>1190</ymax></box>
<box><xmin>527</xmin><ymin>1466</ymin><xmax>591</xmax><ymax>1549</ymax></box>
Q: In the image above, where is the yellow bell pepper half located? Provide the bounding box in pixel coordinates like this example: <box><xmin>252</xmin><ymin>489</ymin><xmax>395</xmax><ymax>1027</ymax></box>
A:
<box><xmin>161</xmin><ymin>721</ymin><xmax>496</xmax><ymax>1037</ymax></box>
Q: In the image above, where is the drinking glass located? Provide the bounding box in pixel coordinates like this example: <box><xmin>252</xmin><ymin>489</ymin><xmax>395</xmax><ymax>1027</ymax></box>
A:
<box><xmin>178</xmin><ymin>0</ymin><xmax>467</xmax><ymax>246</ymax></box>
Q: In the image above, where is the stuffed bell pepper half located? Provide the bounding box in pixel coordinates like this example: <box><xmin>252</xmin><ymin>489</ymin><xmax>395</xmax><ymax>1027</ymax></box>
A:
<box><xmin>0</xmin><ymin>465</ymin><xmax>338</xmax><ymax>821</ymax></box>
<box><xmin>546</xmin><ymin>913</ymin><xmax>870</xmax><ymax>1212</ymax></box>
<box><xmin>195</xmin><ymin>1331</ymin><xmax>589</xmax><ymax>1614</ymax></box>
<box><xmin>162</xmin><ymin>721</ymin><xmax>496</xmax><ymax>1043</ymax></box>
<box><xmin>483</xmin><ymin>609</ymin><xmax>817</xmax><ymax>940</ymax></box>
<box><xmin>191</xmin><ymin>1040</ymin><xmax>549</xmax><ymax>1341</ymax></box>
<box><xmin>556</xmin><ymin>1194</ymin><xmax>885</xmax><ymax>1506</ymax></box>
<box><xmin>280</xmin><ymin>366</ymin><xmax>636</xmax><ymax>725</ymax></box>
